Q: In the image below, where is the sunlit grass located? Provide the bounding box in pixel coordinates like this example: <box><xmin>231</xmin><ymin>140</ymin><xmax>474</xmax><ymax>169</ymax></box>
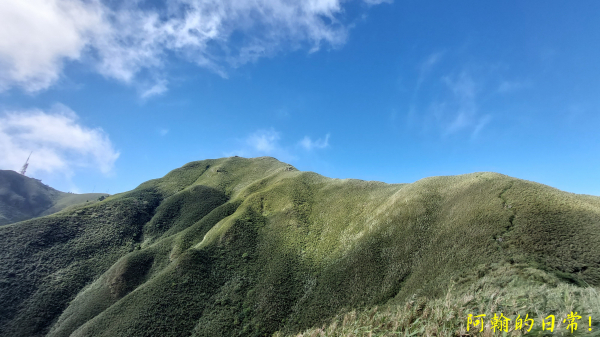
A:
<box><xmin>1</xmin><ymin>157</ymin><xmax>599</xmax><ymax>337</ymax></box>
<box><xmin>281</xmin><ymin>264</ymin><xmax>600</xmax><ymax>337</ymax></box>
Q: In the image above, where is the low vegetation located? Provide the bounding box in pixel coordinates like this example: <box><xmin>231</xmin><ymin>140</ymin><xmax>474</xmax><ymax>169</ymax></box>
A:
<box><xmin>0</xmin><ymin>157</ymin><xmax>598</xmax><ymax>337</ymax></box>
<box><xmin>283</xmin><ymin>262</ymin><xmax>600</xmax><ymax>336</ymax></box>
<box><xmin>0</xmin><ymin>169</ymin><xmax>108</xmax><ymax>226</ymax></box>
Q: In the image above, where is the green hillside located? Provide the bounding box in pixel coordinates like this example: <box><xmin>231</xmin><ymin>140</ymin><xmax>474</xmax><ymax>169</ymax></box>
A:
<box><xmin>0</xmin><ymin>170</ymin><xmax>108</xmax><ymax>226</ymax></box>
<box><xmin>0</xmin><ymin>157</ymin><xmax>599</xmax><ymax>337</ymax></box>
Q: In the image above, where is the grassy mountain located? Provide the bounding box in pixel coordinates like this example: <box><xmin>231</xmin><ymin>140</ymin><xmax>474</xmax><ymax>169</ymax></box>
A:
<box><xmin>0</xmin><ymin>170</ymin><xmax>108</xmax><ymax>226</ymax></box>
<box><xmin>0</xmin><ymin>157</ymin><xmax>599</xmax><ymax>337</ymax></box>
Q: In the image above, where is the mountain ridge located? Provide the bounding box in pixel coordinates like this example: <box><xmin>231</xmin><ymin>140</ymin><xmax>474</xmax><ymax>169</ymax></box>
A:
<box><xmin>0</xmin><ymin>156</ymin><xmax>598</xmax><ymax>336</ymax></box>
<box><xmin>0</xmin><ymin>169</ymin><xmax>108</xmax><ymax>226</ymax></box>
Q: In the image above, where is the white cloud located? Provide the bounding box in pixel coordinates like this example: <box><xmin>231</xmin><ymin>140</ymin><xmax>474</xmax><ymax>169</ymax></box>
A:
<box><xmin>363</xmin><ymin>0</ymin><xmax>393</xmax><ymax>4</ymax></box>
<box><xmin>0</xmin><ymin>0</ymin><xmax>108</xmax><ymax>92</ymax></box>
<box><xmin>226</xmin><ymin>128</ymin><xmax>300</xmax><ymax>161</ymax></box>
<box><xmin>227</xmin><ymin>129</ymin><xmax>331</xmax><ymax>161</ymax></box>
<box><xmin>0</xmin><ymin>105</ymin><xmax>119</xmax><ymax>175</ymax></box>
<box><xmin>299</xmin><ymin>134</ymin><xmax>330</xmax><ymax>151</ymax></box>
<box><xmin>158</xmin><ymin>128</ymin><xmax>169</xmax><ymax>136</ymax></box>
<box><xmin>247</xmin><ymin>129</ymin><xmax>281</xmax><ymax>153</ymax></box>
<box><xmin>0</xmin><ymin>0</ymin><xmax>389</xmax><ymax>93</ymax></box>
<box><xmin>141</xmin><ymin>80</ymin><xmax>168</xmax><ymax>99</ymax></box>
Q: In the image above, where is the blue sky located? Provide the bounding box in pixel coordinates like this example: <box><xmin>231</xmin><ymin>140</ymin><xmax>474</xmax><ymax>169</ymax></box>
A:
<box><xmin>1</xmin><ymin>0</ymin><xmax>599</xmax><ymax>195</ymax></box>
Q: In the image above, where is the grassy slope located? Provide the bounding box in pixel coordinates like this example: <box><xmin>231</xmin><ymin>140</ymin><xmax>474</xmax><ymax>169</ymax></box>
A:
<box><xmin>39</xmin><ymin>193</ymin><xmax>110</xmax><ymax>217</ymax></box>
<box><xmin>286</xmin><ymin>263</ymin><xmax>600</xmax><ymax>336</ymax></box>
<box><xmin>0</xmin><ymin>169</ymin><xmax>107</xmax><ymax>225</ymax></box>
<box><xmin>0</xmin><ymin>157</ymin><xmax>599</xmax><ymax>337</ymax></box>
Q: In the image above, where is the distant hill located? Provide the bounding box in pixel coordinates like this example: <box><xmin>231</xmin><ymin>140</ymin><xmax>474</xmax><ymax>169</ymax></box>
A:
<box><xmin>0</xmin><ymin>157</ymin><xmax>598</xmax><ymax>337</ymax></box>
<box><xmin>0</xmin><ymin>170</ymin><xmax>108</xmax><ymax>226</ymax></box>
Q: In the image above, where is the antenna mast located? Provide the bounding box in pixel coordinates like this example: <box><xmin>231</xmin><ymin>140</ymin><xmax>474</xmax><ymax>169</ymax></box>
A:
<box><xmin>20</xmin><ymin>152</ymin><xmax>32</xmax><ymax>175</ymax></box>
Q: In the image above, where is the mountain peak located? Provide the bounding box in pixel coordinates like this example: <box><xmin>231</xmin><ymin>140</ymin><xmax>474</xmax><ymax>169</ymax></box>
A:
<box><xmin>0</xmin><ymin>169</ymin><xmax>108</xmax><ymax>226</ymax></box>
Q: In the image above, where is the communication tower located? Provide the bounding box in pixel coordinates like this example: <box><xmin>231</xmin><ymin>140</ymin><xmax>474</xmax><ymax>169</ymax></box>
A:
<box><xmin>20</xmin><ymin>152</ymin><xmax>32</xmax><ymax>175</ymax></box>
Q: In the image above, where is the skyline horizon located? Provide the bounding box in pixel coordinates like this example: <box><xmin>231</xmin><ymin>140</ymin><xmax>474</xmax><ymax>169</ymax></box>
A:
<box><xmin>1</xmin><ymin>1</ymin><xmax>599</xmax><ymax>196</ymax></box>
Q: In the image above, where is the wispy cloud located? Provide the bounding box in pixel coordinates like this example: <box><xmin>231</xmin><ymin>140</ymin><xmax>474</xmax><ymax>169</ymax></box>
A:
<box><xmin>472</xmin><ymin>114</ymin><xmax>492</xmax><ymax>139</ymax></box>
<box><xmin>227</xmin><ymin>128</ymin><xmax>331</xmax><ymax>161</ymax></box>
<box><xmin>141</xmin><ymin>80</ymin><xmax>168</xmax><ymax>99</ymax></box>
<box><xmin>406</xmin><ymin>52</ymin><xmax>443</xmax><ymax>130</ymax></box>
<box><xmin>299</xmin><ymin>134</ymin><xmax>330</xmax><ymax>151</ymax></box>
<box><xmin>275</xmin><ymin>108</ymin><xmax>291</xmax><ymax>119</ymax></box>
<box><xmin>227</xmin><ymin>128</ymin><xmax>294</xmax><ymax>161</ymax></box>
<box><xmin>0</xmin><ymin>104</ymin><xmax>120</xmax><ymax>176</ymax></box>
<box><xmin>158</xmin><ymin>128</ymin><xmax>169</xmax><ymax>136</ymax></box>
<box><xmin>0</xmin><ymin>0</ymin><xmax>390</xmax><ymax>94</ymax></box>
<box><xmin>404</xmin><ymin>50</ymin><xmax>534</xmax><ymax>140</ymax></box>
<box><xmin>416</xmin><ymin>51</ymin><xmax>444</xmax><ymax>91</ymax></box>
<box><xmin>497</xmin><ymin>80</ymin><xmax>531</xmax><ymax>93</ymax></box>
<box><xmin>417</xmin><ymin>71</ymin><xmax>492</xmax><ymax>138</ymax></box>
<box><xmin>363</xmin><ymin>0</ymin><xmax>393</xmax><ymax>5</ymax></box>
<box><xmin>442</xmin><ymin>71</ymin><xmax>478</xmax><ymax>135</ymax></box>
<box><xmin>247</xmin><ymin>129</ymin><xmax>281</xmax><ymax>153</ymax></box>
<box><xmin>440</xmin><ymin>72</ymin><xmax>496</xmax><ymax>139</ymax></box>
